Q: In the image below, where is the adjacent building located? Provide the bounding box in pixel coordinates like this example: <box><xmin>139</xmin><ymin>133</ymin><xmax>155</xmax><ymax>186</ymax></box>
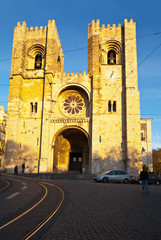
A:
<box><xmin>141</xmin><ymin>119</ymin><xmax>153</xmax><ymax>170</ymax></box>
<box><xmin>4</xmin><ymin>19</ymin><xmax>152</xmax><ymax>175</ymax></box>
<box><xmin>0</xmin><ymin>106</ymin><xmax>7</xmax><ymax>167</ymax></box>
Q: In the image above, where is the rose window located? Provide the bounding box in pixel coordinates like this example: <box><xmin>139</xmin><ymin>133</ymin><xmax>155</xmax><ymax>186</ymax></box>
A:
<box><xmin>63</xmin><ymin>95</ymin><xmax>84</xmax><ymax>114</ymax></box>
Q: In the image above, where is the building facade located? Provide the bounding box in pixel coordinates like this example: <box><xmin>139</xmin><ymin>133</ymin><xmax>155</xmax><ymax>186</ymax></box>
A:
<box><xmin>5</xmin><ymin>19</ymin><xmax>152</xmax><ymax>175</ymax></box>
<box><xmin>0</xmin><ymin>106</ymin><xmax>7</xmax><ymax>167</ymax></box>
<box><xmin>141</xmin><ymin>119</ymin><xmax>153</xmax><ymax>170</ymax></box>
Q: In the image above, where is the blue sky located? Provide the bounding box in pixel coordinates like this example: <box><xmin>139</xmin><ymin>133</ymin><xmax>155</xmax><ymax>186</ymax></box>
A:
<box><xmin>0</xmin><ymin>0</ymin><xmax>161</xmax><ymax>149</ymax></box>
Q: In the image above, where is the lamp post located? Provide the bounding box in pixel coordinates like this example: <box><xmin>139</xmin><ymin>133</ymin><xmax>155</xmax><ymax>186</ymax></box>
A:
<box><xmin>38</xmin><ymin>27</ymin><xmax>48</xmax><ymax>174</ymax></box>
<box><xmin>146</xmin><ymin>119</ymin><xmax>149</xmax><ymax>168</ymax></box>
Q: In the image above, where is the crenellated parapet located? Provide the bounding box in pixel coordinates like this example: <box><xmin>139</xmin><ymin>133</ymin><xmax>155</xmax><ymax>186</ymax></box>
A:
<box><xmin>124</xmin><ymin>18</ymin><xmax>136</xmax><ymax>26</ymax></box>
<box><xmin>88</xmin><ymin>18</ymin><xmax>135</xmax><ymax>39</ymax></box>
<box><xmin>88</xmin><ymin>19</ymin><xmax>120</xmax><ymax>39</ymax></box>
<box><xmin>63</xmin><ymin>71</ymin><xmax>88</xmax><ymax>77</ymax></box>
<box><xmin>51</xmin><ymin>71</ymin><xmax>91</xmax><ymax>100</ymax></box>
<box><xmin>14</xmin><ymin>21</ymin><xmax>47</xmax><ymax>40</ymax></box>
<box><xmin>16</xmin><ymin>21</ymin><xmax>47</xmax><ymax>31</ymax></box>
<box><xmin>53</xmin><ymin>71</ymin><xmax>89</xmax><ymax>81</ymax></box>
<box><xmin>14</xmin><ymin>19</ymin><xmax>62</xmax><ymax>45</ymax></box>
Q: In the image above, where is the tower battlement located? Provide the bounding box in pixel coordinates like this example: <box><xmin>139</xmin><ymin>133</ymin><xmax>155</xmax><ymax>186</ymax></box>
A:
<box><xmin>53</xmin><ymin>71</ymin><xmax>89</xmax><ymax>79</ymax></box>
<box><xmin>15</xmin><ymin>19</ymin><xmax>57</xmax><ymax>30</ymax></box>
<box><xmin>124</xmin><ymin>18</ymin><xmax>135</xmax><ymax>25</ymax></box>
<box><xmin>63</xmin><ymin>71</ymin><xmax>88</xmax><ymax>77</ymax></box>
<box><xmin>88</xmin><ymin>18</ymin><xmax>135</xmax><ymax>38</ymax></box>
<box><xmin>14</xmin><ymin>21</ymin><xmax>47</xmax><ymax>42</ymax></box>
<box><xmin>16</xmin><ymin>21</ymin><xmax>47</xmax><ymax>31</ymax></box>
<box><xmin>14</xmin><ymin>19</ymin><xmax>60</xmax><ymax>42</ymax></box>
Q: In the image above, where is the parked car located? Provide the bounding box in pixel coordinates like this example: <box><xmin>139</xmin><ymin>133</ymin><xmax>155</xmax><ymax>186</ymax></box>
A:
<box><xmin>130</xmin><ymin>173</ymin><xmax>161</xmax><ymax>185</ymax></box>
<box><xmin>148</xmin><ymin>173</ymin><xmax>161</xmax><ymax>185</ymax></box>
<box><xmin>93</xmin><ymin>170</ymin><xmax>131</xmax><ymax>183</ymax></box>
<box><xmin>130</xmin><ymin>177</ymin><xmax>140</xmax><ymax>184</ymax></box>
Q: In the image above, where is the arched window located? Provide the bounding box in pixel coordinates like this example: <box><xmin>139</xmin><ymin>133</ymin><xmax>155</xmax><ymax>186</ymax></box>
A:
<box><xmin>35</xmin><ymin>54</ymin><xmax>42</xmax><ymax>69</ymax></box>
<box><xmin>108</xmin><ymin>50</ymin><xmax>116</xmax><ymax>64</ymax></box>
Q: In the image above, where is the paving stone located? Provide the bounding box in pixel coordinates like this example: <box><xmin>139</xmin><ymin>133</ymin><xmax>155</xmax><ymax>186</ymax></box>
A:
<box><xmin>41</xmin><ymin>180</ymin><xmax>161</xmax><ymax>240</ymax></box>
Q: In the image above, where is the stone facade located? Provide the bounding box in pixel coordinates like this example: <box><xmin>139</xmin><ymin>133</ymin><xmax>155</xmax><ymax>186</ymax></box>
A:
<box><xmin>140</xmin><ymin>119</ymin><xmax>153</xmax><ymax>171</ymax></box>
<box><xmin>0</xmin><ymin>106</ymin><xmax>7</xmax><ymax>167</ymax></box>
<box><xmin>5</xmin><ymin>19</ymin><xmax>152</xmax><ymax>175</ymax></box>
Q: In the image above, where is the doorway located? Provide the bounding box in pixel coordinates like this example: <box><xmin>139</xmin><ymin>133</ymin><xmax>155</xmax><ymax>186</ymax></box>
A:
<box><xmin>69</xmin><ymin>152</ymin><xmax>82</xmax><ymax>171</ymax></box>
<box><xmin>53</xmin><ymin>127</ymin><xmax>89</xmax><ymax>173</ymax></box>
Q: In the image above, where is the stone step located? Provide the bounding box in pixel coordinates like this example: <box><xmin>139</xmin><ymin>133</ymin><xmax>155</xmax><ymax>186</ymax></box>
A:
<box><xmin>19</xmin><ymin>173</ymin><xmax>95</xmax><ymax>181</ymax></box>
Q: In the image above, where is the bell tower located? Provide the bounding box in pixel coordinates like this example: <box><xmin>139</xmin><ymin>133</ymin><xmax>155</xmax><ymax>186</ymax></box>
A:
<box><xmin>5</xmin><ymin>20</ymin><xmax>64</xmax><ymax>170</ymax></box>
<box><xmin>88</xmin><ymin>19</ymin><xmax>141</xmax><ymax>173</ymax></box>
<box><xmin>10</xmin><ymin>20</ymin><xmax>64</xmax><ymax>77</ymax></box>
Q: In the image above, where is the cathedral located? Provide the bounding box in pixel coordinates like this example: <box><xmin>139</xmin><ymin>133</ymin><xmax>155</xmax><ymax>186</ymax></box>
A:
<box><xmin>5</xmin><ymin>19</ymin><xmax>152</xmax><ymax>175</ymax></box>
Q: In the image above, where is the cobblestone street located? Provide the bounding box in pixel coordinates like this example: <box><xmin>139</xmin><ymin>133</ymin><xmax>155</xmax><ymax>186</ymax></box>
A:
<box><xmin>41</xmin><ymin>180</ymin><xmax>161</xmax><ymax>240</ymax></box>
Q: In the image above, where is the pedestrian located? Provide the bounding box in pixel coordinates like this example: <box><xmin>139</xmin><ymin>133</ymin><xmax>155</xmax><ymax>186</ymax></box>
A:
<box><xmin>21</xmin><ymin>163</ymin><xmax>25</xmax><ymax>174</ymax></box>
<box><xmin>140</xmin><ymin>165</ymin><xmax>149</xmax><ymax>193</ymax></box>
<box><xmin>14</xmin><ymin>165</ymin><xmax>18</xmax><ymax>175</ymax></box>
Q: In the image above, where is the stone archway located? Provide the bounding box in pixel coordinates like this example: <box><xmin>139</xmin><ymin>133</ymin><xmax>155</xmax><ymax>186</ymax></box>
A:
<box><xmin>53</xmin><ymin>128</ymin><xmax>89</xmax><ymax>173</ymax></box>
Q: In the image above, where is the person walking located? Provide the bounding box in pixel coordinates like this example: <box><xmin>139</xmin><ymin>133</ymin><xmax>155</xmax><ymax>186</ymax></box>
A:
<box><xmin>21</xmin><ymin>163</ymin><xmax>25</xmax><ymax>174</ymax></box>
<box><xmin>14</xmin><ymin>165</ymin><xmax>18</xmax><ymax>175</ymax></box>
<box><xmin>140</xmin><ymin>165</ymin><xmax>149</xmax><ymax>193</ymax></box>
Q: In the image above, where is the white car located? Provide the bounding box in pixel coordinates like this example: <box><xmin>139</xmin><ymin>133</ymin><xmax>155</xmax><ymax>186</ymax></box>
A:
<box><xmin>94</xmin><ymin>170</ymin><xmax>131</xmax><ymax>183</ymax></box>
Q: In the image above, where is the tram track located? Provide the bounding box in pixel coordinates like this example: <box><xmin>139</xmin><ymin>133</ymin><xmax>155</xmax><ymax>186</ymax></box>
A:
<box><xmin>22</xmin><ymin>182</ymin><xmax>64</xmax><ymax>240</ymax></box>
<box><xmin>0</xmin><ymin>176</ymin><xmax>65</xmax><ymax>240</ymax></box>
<box><xmin>0</xmin><ymin>183</ymin><xmax>48</xmax><ymax>231</ymax></box>
<box><xmin>0</xmin><ymin>179</ymin><xmax>10</xmax><ymax>192</ymax></box>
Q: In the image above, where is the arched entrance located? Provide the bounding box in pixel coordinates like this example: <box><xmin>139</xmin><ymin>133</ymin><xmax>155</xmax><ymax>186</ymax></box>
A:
<box><xmin>53</xmin><ymin>127</ymin><xmax>89</xmax><ymax>173</ymax></box>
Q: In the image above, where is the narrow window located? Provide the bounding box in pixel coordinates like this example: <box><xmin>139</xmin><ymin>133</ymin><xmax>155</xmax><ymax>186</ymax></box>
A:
<box><xmin>99</xmin><ymin>136</ymin><xmax>101</xmax><ymax>143</ymax></box>
<box><xmin>30</xmin><ymin>102</ymin><xmax>34</xmax><ymax>113</ymax></box>
<box><xmin>108</xmin><ymin>50</ymin><xmax>116</xmax><ymax>64</ymax></box>
<box><xmin>141</xmin><ymin>132</ymin><xmax>145</xmax><ymax>141</ymax></box>
<box><xmin>35</xmin><ymin>102</ymin><xmax>37</xmax><ymax>113</ymax></box>
<box><xmin>108</xmin><ymin>101</ymin><xmax>111</xmax><ymax>112</ymax></box>
<box><xmin>31</xmin><ymin>102</ymin><xmax>38</xmax><ymax>113</ymax></box>
<box><xmin>35</xmin><ymin>54</ymin><xmax>42</xmax><ymax>69</ymax></box>
<box><xmin>57</xmin><ymin>56</ymin><xmax>61</xmax><ymax>71</ymax></box>
<box><xmin>113</xmin><ymin>101</ymin><xmax>116</xmax><ymax>112</ymax></box>
<box><xmin>57</xmin><ymin>56</ymin><xmax>60</xmax><ymax>62</ymax></box>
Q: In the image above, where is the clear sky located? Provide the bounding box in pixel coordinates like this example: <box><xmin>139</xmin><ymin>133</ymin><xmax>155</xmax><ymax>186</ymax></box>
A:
<box><xmin>0</xmin><ymin>0</ymin><xmax>161</xmax><ymax>149</ymax></box>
